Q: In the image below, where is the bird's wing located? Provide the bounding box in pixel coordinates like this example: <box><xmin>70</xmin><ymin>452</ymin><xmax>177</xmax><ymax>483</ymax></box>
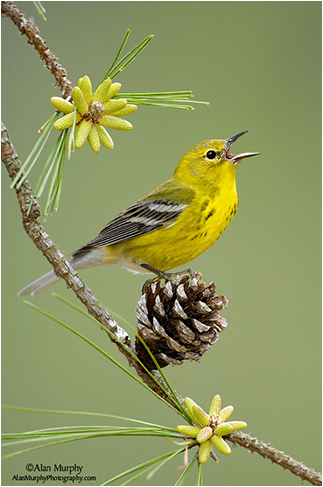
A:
<box><xmin>72</xmin><ymin>188</ymin><xmax>195</xmax><ymax>259</ymax></box>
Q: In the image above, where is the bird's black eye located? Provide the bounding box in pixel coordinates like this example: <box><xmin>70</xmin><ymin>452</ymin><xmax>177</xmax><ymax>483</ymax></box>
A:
<box><xmin>206</xmin><ymin>150</ymin><xmax>218</xmax><ymax>160</ymax></box>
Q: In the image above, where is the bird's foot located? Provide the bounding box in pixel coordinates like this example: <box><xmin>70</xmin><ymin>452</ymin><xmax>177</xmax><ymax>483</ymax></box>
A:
<box><xmin>140</xmin><ymin>263</ymin><xmax>197</xmax><ymax>293</ymax></box>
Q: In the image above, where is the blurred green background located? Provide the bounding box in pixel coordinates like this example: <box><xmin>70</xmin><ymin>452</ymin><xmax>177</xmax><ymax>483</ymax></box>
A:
<box><xmin>2</xmin><ymin>2</ymin><xmax>321</xmax><ymax>485</ymax></box>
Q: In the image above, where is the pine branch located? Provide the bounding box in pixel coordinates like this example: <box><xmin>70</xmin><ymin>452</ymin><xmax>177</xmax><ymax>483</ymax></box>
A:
<box><xmin>227</xmin><ymin>431</ymin><xmax>322</xmax><ymax>486</ymax></box>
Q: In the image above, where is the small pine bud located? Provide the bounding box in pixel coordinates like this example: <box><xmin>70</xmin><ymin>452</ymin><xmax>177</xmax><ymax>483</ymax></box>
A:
<box><xmin>198</xmin><ymin>440</ymin><xmax>212</xmax><ymax>464</ymax></box>
<box><xmin>102</xmin><ymin>82</ymin><xmax>121</xmax><ymax>102</ymax></box>
<box><xmin>51</xmin><ymin>97</ymin><xmax>74</xmax><ymax>114</ymax></box>
<box><xmin>196</xmin><ymin>426</ymin><xmax>213</xmax><ymax>444</ymax></box>
<box><xmin>219</xmin><ymin>406</ymin><xmax>234</xmax><ymax>422</ymax></box>
<box><xmin>96</xmin><ymin>125</ymin><xmax>114</xmax><ymax>149</ymax></box>
<box><xmin>88</xmin><ymin>125</ymin><xmax>100</xmax><ymax>153</ymax></box>
<box><xmin>112</xmin><ymin>104</ymin><xmax>138</xmax><ymax>117</ymax></box>
<box><xmin>184</xmin><ymin>398</ymin><xmax>198</xmax><ymax>422</ymax></box>
<box><xmin>176</xmin><ymin>425</ymin><xmax>200</xmax><ymax>438</ymax></box>
<box><xmin>80</xmin><ymin>76</ymin><xmax>93</xmax><ymax>105</ymax></box>
<box><xmin>77</xmin><ymin>77</ymin><xmax>84</xmax><ymax>88</ymax></box>
<box><xmin>103</xmin><ymin>99</ymin><xmax>127</xmax><ymax>114</ymax></box>
<box><xmin>93</xmin><ymin>78</ymin><xmax>112</xmax><ymax>103</ymax></box>
<box><xmin>214</xmin><ymin>423</ymin><xmax>234</xmax><ymax>436</ymax></box>
<box><xmin>184</xmin><ymin>398</ymin><xmax>204</xmax><ymax>426</ymax></box>
<box><xmin>53</xmin><ymin>112</ymin><xmax>75</xmax><ymax>130</ymax></box>
<box><xmin>191</xmin><ymin>404</ymin><xmax>210</xmax><ymax>427</ymax></box>
<box><xmin>211</xmin><ymin>435</ymin><xmax>231</xmax><ymax>455</ymax></box>
<box><xmin>226</xmin><ymin>421</ymin><xmax>247</xmax><ymax>432</ymax></box>
<box><xmin>73</xmin><ymin>86</ymin><xmax>88</xmax><ymax>115</ymax></box>
<box><xmin>74</xmin><ymin>120</ymin><xmax>92</xmax><ymax>149</ymax></box>
<box><xmin>209</xmin><ymin>394</ymin><xmax>221</xmax><ymax>416</ymax></box>
<box><xmin>99</xmin><ymin>115</ymin><xmax>132</xmax><ymax>131</ymax></box>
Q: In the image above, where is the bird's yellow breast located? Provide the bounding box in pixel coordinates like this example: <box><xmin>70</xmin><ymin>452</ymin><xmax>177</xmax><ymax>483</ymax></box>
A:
<box><xmin>107</xmin><ymin>162</ymin><xmax>239</xmax><ymax>272</ymax></box>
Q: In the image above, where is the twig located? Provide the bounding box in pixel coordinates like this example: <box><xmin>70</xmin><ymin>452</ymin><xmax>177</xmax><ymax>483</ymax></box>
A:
<box><xmin>2</xmin><ymin>2</ymin><xmax>322</xmax><ymax>484</ymax></box>
<box><xmin>228</xmin><ymin>431</ymin><xmax>322</xmax><ymax>486</ymax></box>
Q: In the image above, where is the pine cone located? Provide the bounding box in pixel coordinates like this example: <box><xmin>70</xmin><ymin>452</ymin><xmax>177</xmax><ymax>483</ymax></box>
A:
<box><xmin>135</xmin><ymin>271</ymin><xmax>228</xmax><ymax>370</ymax></box>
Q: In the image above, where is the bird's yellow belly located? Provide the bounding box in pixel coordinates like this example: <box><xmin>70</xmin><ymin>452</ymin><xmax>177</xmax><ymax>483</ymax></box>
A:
<box><xmin>107</xmin><ymin>194</ymin><xmax>238</xmax><ymax>273</ymax></box>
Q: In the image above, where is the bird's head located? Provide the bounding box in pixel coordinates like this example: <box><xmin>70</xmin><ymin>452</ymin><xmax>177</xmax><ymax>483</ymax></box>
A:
<box><xmin>174</xmin><ymin>131</ymin><xmax>260</xmax><ymax>187</ymax></box>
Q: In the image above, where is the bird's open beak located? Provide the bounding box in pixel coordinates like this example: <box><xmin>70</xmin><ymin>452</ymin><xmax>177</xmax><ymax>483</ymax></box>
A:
<box><xmin>225</xmin><ymin>131</ymin><xmax>260</xmax><ymax>164</ymax></box>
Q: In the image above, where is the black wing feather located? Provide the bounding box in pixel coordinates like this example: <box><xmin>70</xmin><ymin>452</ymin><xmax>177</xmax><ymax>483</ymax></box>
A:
<box><xmin>72</xmin><ymin>198</ymin><xmax>190</xmax><ymax>260</ymax></box>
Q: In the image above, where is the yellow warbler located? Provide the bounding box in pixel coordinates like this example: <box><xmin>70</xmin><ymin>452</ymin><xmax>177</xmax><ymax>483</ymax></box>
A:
<box><xmin>18</xmin><ymin>131</ymin><xmax>259</xmax><ymax>296</ymax></box>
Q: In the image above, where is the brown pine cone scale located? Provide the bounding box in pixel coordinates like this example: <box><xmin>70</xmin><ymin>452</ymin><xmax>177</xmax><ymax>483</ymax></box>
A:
<box><xmin>135</xmin><ymin>272</ymin><xmax>228</xmax><ymax>370</ymax></box>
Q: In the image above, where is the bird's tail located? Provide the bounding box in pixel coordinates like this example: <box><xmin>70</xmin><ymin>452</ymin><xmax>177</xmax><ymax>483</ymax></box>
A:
<box><xmin>18</xmin><ymin>269</ymin><xmax>60</xmax><ymax>297</ymax></box>
<box><xmin>17</xmin><ymin>248</ymin><xmax>107</xmax><ymax>297</ymax></box>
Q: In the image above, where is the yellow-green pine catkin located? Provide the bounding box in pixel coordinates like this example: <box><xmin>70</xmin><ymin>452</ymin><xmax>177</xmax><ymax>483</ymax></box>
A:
<box><xmin>184</xmin><ymin>397</ymin><xmax>210</xmax><ymax>427</ymax></box>
<box><xmin>226</xmin><ymin>421</ymin><xmax>247</xmax><ymax>432</ymax></box>
<box><xmin>53</xmin><ymin>112</ymin><xmax>75</xmax><ymax>130</ymax></box>
<box><xmin>191</xmin><ymin>404</ymin><xmax>210</xmax><ymax>428</ymax></box>
<box><xmin>196</xmin><ymin>426</ymin><xmax>213</xmax><ymax>443</ymax></box>
<box><xmin>112</xmin><ymin>104</ymin><xmax>137</xmax><ymax>117</ymax></box>
<box><xmin>176</xmin><ymin>425</ymin><xmax>200</xmax><ymax>437</ymax></box>
<box><xmin>211</xmin><ymin>435</ymin><xmax>231</xmax><ymax>455</ymax></box>
<box><xmin>99</xmin><ymin>115</ymin><xmax>132</xmax><ymax>131</ymax></box>
<box><xmin>73</xmin><ymin>86</ymin><xmax>88</xmax><ymax>115</ymax></box>
<box><xmin>51</xmin><ymin>97</ymin><xmax>74</xmax><ymax>114</ymax></box>
<box><xmin>102</xmin><ymin>82</ymin><xmax>121</xmax><ymax>103</ymax></box>
<box><xmin>80</xmin><ymin>76</ymin><xmax>93</xmax><ymax>105</ymax></box>
<box><xmin>219</xmin><ymin>406</ymin><xmax>234</xmax><ymax>422</ymax></box>
<box><xmin>96</xmin><ymin>125</ymin><xmax>114</xmax><ymax>149</ymax></box>
<box><xmin>214</xmin><ymin>423</ymin><xmax>234</xmax><ymax>436</ymax></box>
<box><xmin>103</xmin><ymin>99</ymin><xmax>127</xmax><ymax>114</ymax></box>
<box><xmin>93</xmin><ymin>78</ymin><xmax>112</xmax><ymax>103</ymax></box>
<box><xmin>198</xmin><ymin>440</ymin><xmax>212</xmax><ymax>463</ymax></box>
<box><xmin>184</xmin><ymin>398</ymin><xmax>203</xmax><ymax>426</ymax></box>
<box><xmin>88</xmin><ymin>125</ymin><xmax>100</xmax><ymax>153</ymax></box>
<box><xmin>209</xmin><ymin>395</ymin><xmax>221</xmax><ymax>416</ymax></box>
<box><xmin>75</xmin><ymin>120</ymin><xmax>92</xmax><ymax>149</ymax></box>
